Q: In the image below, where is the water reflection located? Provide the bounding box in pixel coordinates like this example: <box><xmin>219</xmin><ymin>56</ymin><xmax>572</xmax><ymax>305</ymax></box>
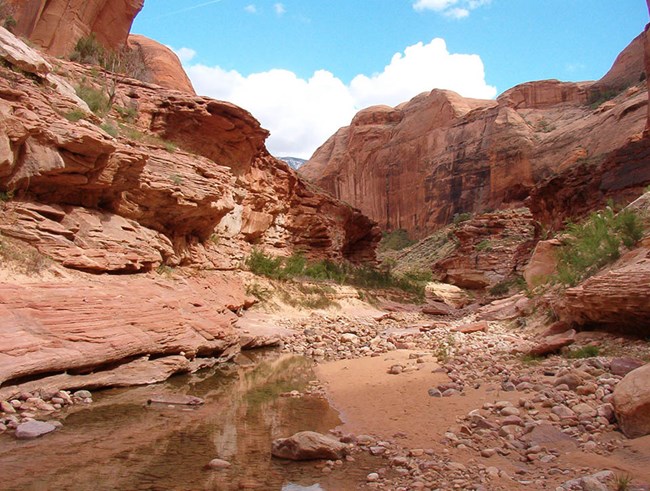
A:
<box><xmin>0</xmin><ymin>352</ymin><xmax>376</xmax><ymax>490</ymax></box>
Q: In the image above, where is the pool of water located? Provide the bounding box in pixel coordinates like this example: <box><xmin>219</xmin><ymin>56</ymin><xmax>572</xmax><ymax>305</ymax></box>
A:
<box><xmin>0</xmin><ymin>351</ymin><xmax>379</xmax><ymax>490</ymax></box>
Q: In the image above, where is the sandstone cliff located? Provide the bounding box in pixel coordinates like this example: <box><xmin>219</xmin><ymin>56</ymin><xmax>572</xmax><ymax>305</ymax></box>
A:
<box><xmin>0</xmin><ymin>29</ymin><xmax>379</xmax><ymax>391</ymax></box>
<box><xmin>128</xmin><ymin>34</ymin><xmax>196</xmax><ymax>94</ymax></box>
<box><xmin>301</xmin><ymin>35</ymin><xmax>649</xmax><ymax>238</ymax></box>
<box><xmin>6</xmin><ymin>0</ymin><xmax>143</xmax><ymax>56</ymax></box>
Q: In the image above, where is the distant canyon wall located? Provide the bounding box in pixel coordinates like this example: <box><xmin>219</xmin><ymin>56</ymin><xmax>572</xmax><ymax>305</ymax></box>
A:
<box><xmin>301</xmin><ymin>33</ymin><xmax>650</xmax><ymax>238</ymax></box>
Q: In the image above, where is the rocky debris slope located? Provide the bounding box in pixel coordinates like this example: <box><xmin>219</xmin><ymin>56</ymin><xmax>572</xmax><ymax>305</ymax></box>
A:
<box><xmin>430</xmin><ymin>208</ymin><xmax>536</xmax><ymax>289</ymax></box>
<box><xmin>6</xmin><ymin>0</ymin><xmax>143</xmax><ymax>56</ymax></box>
<box><xmin>274</xmin><ymin>309</ymin><xmax>650</xmax><ymax>489</ymax></box>
<box><xmin>301</xmin><ymin>34</ymin><xmax>649</xmax><ymax>239</ymax></box>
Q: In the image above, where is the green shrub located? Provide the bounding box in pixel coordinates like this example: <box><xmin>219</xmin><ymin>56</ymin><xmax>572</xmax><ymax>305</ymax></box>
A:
<box><xmin>115</xmin><ymin>105</ymin><xmax>138</xmax><ymax>123</ymax></box>
<box><xmin>244</xmin><ymin>249</ymin><xmax>427</xmax><ymax>300</ymax></box>
<box><xmin>476</xmin><ymin>239</ymin><xmax>492</xmax><ymax>252</ymax></box>
<box><xmin>379</xmin><ymin>229</ymin><xmax>415</xmax><ymax>252</ymax></box>
<box><xmin>556</xmin><ymin>206</ymin><xmax>643</xmax><ymax>286</ymax></box>
<box><xmin>453</xmin><ymin>212</ymin><xmax>471</xmax><ymax>225</ymax></box>
<box><xmin>566</xmin><ymin>345</ymin><xmax>600</xmax><ymax>359</ymax></box>
<box><xmin>100</xmin><ymin>121</ymin><xmax>119</xmax><ymax>137</ymax></box>
<box><xmin>64</xmin><ymin>109</ymin><xmax>86</xmax><ymax>122</ymax></box>
<box><xmin>75</xmin><ymin>83</ymin><xmax>109</xmax><ymax>115</ymax></box>
<box><xmin>70</xmin><ymin>34</ymin><xmax>105</xmax><ymax>65</ymax></box>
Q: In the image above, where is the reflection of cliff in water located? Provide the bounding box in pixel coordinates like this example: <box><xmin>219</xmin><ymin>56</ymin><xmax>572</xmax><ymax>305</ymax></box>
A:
<box><xmin>0</xmin><ymin>352</ymin><xmax>377</xmax><ymax>490</ymax></box>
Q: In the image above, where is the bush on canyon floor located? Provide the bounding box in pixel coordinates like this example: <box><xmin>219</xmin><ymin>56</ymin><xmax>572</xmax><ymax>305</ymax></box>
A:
<box><xmin>565</xmin><ymin>345</ymin><xmax>600</xmax><ymax>359</ymax></box>
<box><xmin>246</xmin><ymin>249</ymin><xmax>427</xmax><ymax>300</ymax></box>
<box><xmin>555</xmin><ymin>205</ymin><xmax>643</xmax><ymax>286</ymax></box>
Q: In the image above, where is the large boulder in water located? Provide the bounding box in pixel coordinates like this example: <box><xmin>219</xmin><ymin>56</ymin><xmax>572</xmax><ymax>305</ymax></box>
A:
<box><xmin>271</xmin><ymin>431</ymin><xmax>348</xmax><ymax>460</ymax></box>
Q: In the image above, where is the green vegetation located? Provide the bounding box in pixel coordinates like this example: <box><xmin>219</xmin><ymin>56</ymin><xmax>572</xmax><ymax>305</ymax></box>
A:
<box><xmin>0</xmin><ymin>234</ymin><xmax>51</xmax><ymax>275</ymax></box>
<box><xmin>169</xmin><ymin>174</ymin><xmax>184</xmax><ymax>185</ymax></box>
<box><xmin>489</xmin><ymin>276</ymin><xmax>526</xmax><ymax>297</ymax></box>
<box><xmin>0</xmin><ymin>1</ymin><xmax>16</xmax><ymax>32</ymax></box>
<box><xmin>452</xmin><ymin>212</ymin><xmax>472</xmax><ymax>225</ymax></box>
<box><xmin>588</xmin><ymin>88</ymin><xmax>623</xmax><ymax>110</ymax></box>
<box><xmin>156</xmin><ymin>264</ymin><xmax>175</xmax><ymax>277</ymax></box>
<box><xmin>379</xmin><ymin>229</ymin><xmax>415</xmax><ymax>252</ymax></box>
<box><xmin>0</xmin><ymin>189</ymin><xmax>14</xmax><ymax>202</ymax></box>
<box><xmin>566</xmin><ymin>345</ymin><xmax>600</xmax><ymax>359</ymax></box>
<box><xmin>63</xmin><ymin>109</ymin><xmax>86</xmax><ymax>122</ymax></box>
<box><xmin>75</xmin><ymin>82</ymin><xmax>109</xmax><ymax>116</ymax></box>
<box><xmin>475</xmin><ymin>239</ymin><xmax>493</xmax><ymax>252</ymax></box>
<box><xmin>535</xmin><ymin>119</ymin><xmax>556</xmax><ymax>133</ymax></box>
<box><xmin>520</xmin><ymin>353</ymin><xmax>544</xmax><ymax>365</ymax></box>
<box><xmin>614</xmin><ymin>473</ymin><xmax>632</xmax><ymax>491</ymax></box>
<box><xmin>555</xmin><ymin>206</ymin><xmax>644</xmax><ymax>286</ymax></box>
<box><xmin>114</xmin><ymin>105</ymin><xmax>138</xmax><ymax>123</ymax></box>
<box><xmin>120</xmin><ymin>124</ymin><xmax>177</xmax><ymax>152</ymax></box>
<box><xmin>245</xmin><ymin>249</ymin><xmax>429</xmax><ymax>300</ymax></box>
<box><xmin>100</xmin><ymin>121</ymin><xmax>119</xmax><ymax>138</ymax></box>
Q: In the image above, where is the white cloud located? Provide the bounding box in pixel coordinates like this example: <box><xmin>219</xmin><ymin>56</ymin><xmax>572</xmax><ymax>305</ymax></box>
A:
<box><xmin>413</xmin><ymin>0</ymin><xmax>458</xmax><ymax>12</ymax></box>
<box><xmin>413</xmin><ymin>0</ymin><xmax>490</xmax><ymax>18</ymax></box>
<box><xmin>185</xmin><ymin>38</ymin><xmax>496</xmax><ymax>159</ymax></box>
<box><xmin>244</xmin><ymin>4</ymin><xmax>257</xmax><ymax>13</ymax></box>
<box><xmin>274</xmin><ymin>3</ymin><xmax>286</xmax><ymax>15</ymax></box>
<box><xmin>446</xmin><ymin>7</ymin><xmax>469</xmax><ymax>18</ymax></box>
<box><xmin>173</xmin><ymin>47</ymin><xmax>197</xmax><ymax>63</ymax></box>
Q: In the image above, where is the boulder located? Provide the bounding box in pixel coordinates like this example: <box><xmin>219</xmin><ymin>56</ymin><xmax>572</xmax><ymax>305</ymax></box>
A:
<box><xmin>523</xmin><ymin>239</ymin><xmax>561</xmax><ymax>287</ymax></box>
<box><xmin>271</xmin><ymin>431</ymin><xmax>348</xmax><ymax>460</ymax></box>
<box><xmin>528</xmin><ymin>329</ymin><xmax>576</xmax><ymax>356</ymax></box>
<box><xmin>610</xmin><ymin>357</ymin><xmax>645</xmax><ymax>377</ymax></box>
<box><xmin>425</xmin><ymin>282</ymin><xmax>469</xmax><ymax>308</ymax></box>
<box><xmin>452</xmin><ymin>321</ymin><xmax>488</xmax><ymax>334</ymax></box>
<box><xmin>613</xmin><ymin>362</ymin><xmax>650</xmax><ymax>438</ymax></box>
<box><xmin>15</xmin><ymin>420</ymin><xmax>57</xmax><ymax>439</ymax></box>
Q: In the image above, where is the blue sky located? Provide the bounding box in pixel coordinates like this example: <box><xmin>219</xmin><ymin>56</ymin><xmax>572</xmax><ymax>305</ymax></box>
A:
<box><xmin>132</xmin><ymin>1</ymin><xmax>649</xmax><ymax>158</ymax></box>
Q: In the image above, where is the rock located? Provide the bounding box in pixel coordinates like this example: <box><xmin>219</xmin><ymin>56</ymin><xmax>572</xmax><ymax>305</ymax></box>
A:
<box><xmin>613</xmin><ymin>362</ymin><xmax>650</xmax><ymax>438</ymax></box>
<box><xmin>128</xmin><ymin>35</ymin><xmax>195</xmax><ymax>94</ymax></box>
<box><xmin>8</xmin><ymin>0</ymin><xmax>144</xmax><ymax>57</ymax></box>
<box><xmin>1</xmin><ymin>400</ymin><xmax>16</xmax><ymax>413</ymax></box>
<box><xmin>610</xmin><ymin>357</ymin><xmax>645</xmax><ymax>377</ymax></box>
<box><xmin>208</xmin><ymin>458</ymin><xmax>232</xmax><ymax>470</ymax></box>
<box><xmin>367</xmin><ymin>473</ymin><xmax>380</xmax><ymax>482</ymax></box>
<box><xmin>523</xmin><ymin>239</ymin><xmax>561</xmax><ymax>287</ymax></box>
<box><xmin>73</xmin><ymin>390</ymin><xmax>92</xmax><ymax>400</ymax></box>
<box><xmin>388</xmin><ymin>365</ymin><xmax>403</xmax><ymax>375</ymax></box>
<box><xmin>528</xmin><ymin>330</ymin><xmax>576</xmax><ymax>356</ymax></box>
<box><xmin>15</xmin><ymin>420</ymin><xmax>57</xmax><ymax>439</ymax></box>
<box><xmin>271</xmin><ymin>431</ymin><xmax>348</xmax><ymax>460</ymax></box>
<box><xmin>557</xmin><ymin>247</ymin><xmax>650</xmax><ymax>334</ymax></box>
<box><xmin>424</xmin><ymin>282</ymin><xmax>469</xmax><ymax>308</ymax></box>
<box><xmin>147</xmin><ymin>394</ymin><xmax>204</xmax><ymax>406</ymax></box>
<box><xmin>0</xmin><ymin>26</ymin><xmax>51</xmax><ymax>76</ymax></box>
<box><xmin>452</xmin><ymin>321</ymin><xmax>488</xmax><ymax>334</ymax></box>
<box><xmin>427</xmin><ymin>388</ymin><xmax>442</xmax><ymax>398</ymax></box>
<box><xmin>421</xmin><ymin>301</ymin><xmax>454</xmax><ymax>316</ymax></box>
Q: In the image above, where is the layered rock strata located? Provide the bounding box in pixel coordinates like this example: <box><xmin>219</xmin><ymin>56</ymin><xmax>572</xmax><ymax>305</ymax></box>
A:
<box><xmin>0</xmin><ymin>32</ymin><xmax>379</xmax><ymax>272</ymax></box>
<box><xmin>6</xmin><ymin>0</ymin><xmax>143</xmax><ymax>56</ymax></box>
<box><xmin>302</xmin><ymin>36</ymin><xmax>649</xmax><ymax>238</ymax></box>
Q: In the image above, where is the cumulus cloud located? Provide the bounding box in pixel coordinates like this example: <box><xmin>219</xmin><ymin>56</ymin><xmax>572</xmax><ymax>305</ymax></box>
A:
<box><xmin>274</xmin><ymin>3</ymin><xmax>286</xmax><ymax>15</ymax></box>
<box><xmin>185</xmin><ymin>38</ymin><xmax>496</xmax><ymax>159</ymax></box>
<box><xmin>244</xmin><ymin>4</ymin><xmax>257</xmax><ymax>14</ymax></box>
<box><xmin>173</xmin><ymin>47</ymin><xmax>197</xmax><ymax>63</ymax></box>
<box><xmin>413</xmin><ymin>0</ymin><xmax>490</xmax><ymax>18</ymax></box>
